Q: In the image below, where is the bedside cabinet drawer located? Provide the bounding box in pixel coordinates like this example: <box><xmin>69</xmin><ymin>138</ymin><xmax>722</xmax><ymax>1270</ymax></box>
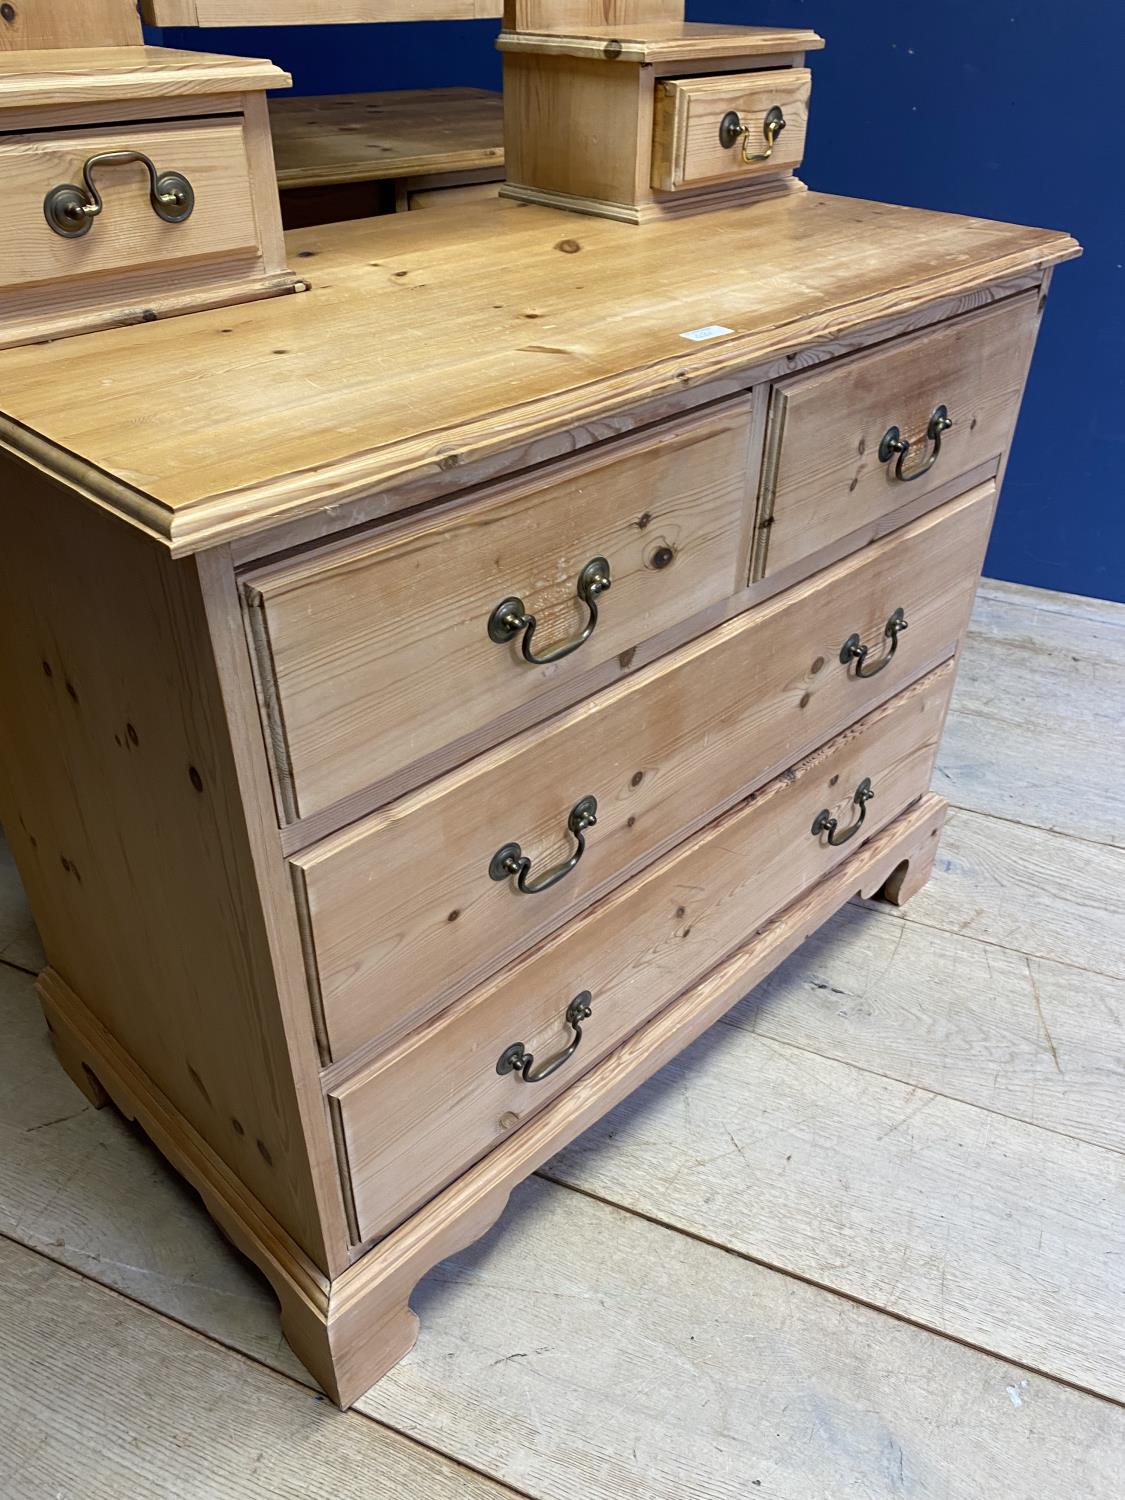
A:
<box><xmin>331</xmin><ymin>661</ymin><xmax>956</xmax><ymax>1244</ymax></box>
<box><xmin>755</xmin><ymin>292</ymin><xmax>1042</xmax><ymax>580</ymax></box>
<box><xmin>652</xmin><ymin>68</ymin><xmax>812</xmax><ymax>193</ymax></box>
<box><xmin>297</xmin><ymin>483</ymin><xmax>995</xmax><ymax>1064</ymax></box>
<box><xmin>243</xmin><ymin>398</ymin><xmax>756</xmax><ymax>825</ymax></box>
<box><xmin>1</xmin><ymin>116</ymin><xmax>263</xmax><ymax>295</ymax></box>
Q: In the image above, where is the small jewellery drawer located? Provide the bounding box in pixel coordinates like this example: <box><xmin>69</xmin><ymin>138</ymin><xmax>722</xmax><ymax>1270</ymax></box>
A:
<box><xmin>331</xmin><ymin>661</ymin><xmax>956</xmax><ymax>1244</ymax></box>
<box><xmin>243</xmin><ymin>399</ymin><xmax>756</xmax><ymax>824</ymax></box>
<box><xmin>297</xmin><ymin>483</ymin><xmax>995</xmax><ymax>1063</ymax></box>
<box><xmin>755</xmin><ymin>291</ymin><xmax>1041</xmax><ymax>580</ymax></box>
<box><xmin>0</xmin><ymin>116</ymin><xmax>263</xmax><ymax>295</ymax></box>
<box><xmin>652</xmin><ymin>68</ymin><xmax>812</xmax><ymax>193</ymax></box>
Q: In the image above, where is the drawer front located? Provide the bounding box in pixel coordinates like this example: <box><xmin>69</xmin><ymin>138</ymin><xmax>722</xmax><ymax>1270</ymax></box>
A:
<box><xmin>0</xmin><ymin>117</ymin><xmax>262</xmax><ymax>295</ymax></box>
<box><xmin>244</xmin><ymin>400</ymin><xmax>756</xmax><ymax>824</ymax></box>
<box><xmin>332</xmin><ymin>662</ymin><xmax>955</xmax><ymax>1244</ymax></box>
<box><xmin>756</xmin><ymin>292</ymin><xmax>1041</xmax><ymax>581</ymax></box>
<box><xmin>652</xmin><ymin>69</ymin><xmax>811</xmax><ymax>193</ymax></box>
<box><xmin>299</xmin><ymin>483</ymin><xmax>994</xmax><ymax>1063</ymax></box>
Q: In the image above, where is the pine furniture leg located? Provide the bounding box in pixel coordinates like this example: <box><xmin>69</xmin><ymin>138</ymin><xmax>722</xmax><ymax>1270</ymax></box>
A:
<box><xmin>873</xmin><ymin>834</ymin><xmax>944</xmax><ymax>908</ymax></box>
<box><xmin>42</xmin><ymin>1009</ymin><xmax>110</xmax><ymax>1112</ymax></box>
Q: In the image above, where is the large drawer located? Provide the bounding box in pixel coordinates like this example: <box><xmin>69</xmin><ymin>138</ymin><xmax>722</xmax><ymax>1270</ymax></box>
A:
<box><xmin>297</xmin><ymin>483</ymin><xmax>994</xmax><ymax>1063</ymax></box>
<box><xmin>243</xmin><ymin>399</ymin><xmax>756</xmax><ymax>824</ymax></box>
<box><xmin>331</xmin><ymin>662</ymin><xmax>955</xmax><ymax>1244</ymax></box>
<box><xmin>755</xmin><ymin>292</ymin><xmax>1041</xmax><ymax>580</ymax></box>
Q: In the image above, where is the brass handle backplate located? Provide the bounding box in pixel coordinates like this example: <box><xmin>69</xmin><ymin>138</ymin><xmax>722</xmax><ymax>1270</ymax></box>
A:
<box><xmin>879</xmin><ymin>406</ymin><xmax>954</xmax><ymax>483</ymax></box>
<box><xmin>812</xmin><ymin>778</ymin><xmax>875</xmax><ymax>848</ymax></box>
<box><xmin>719</xmin><ymin>104</ymin><xmax>787</xmax><ymax>163</ymax></box>
<box><xmin>488</xmin><ymin>557</ymin><xmax>611</xmax><ymax>666</ymax></box>
<box><xmin>490</xmin><ymin>796</ymin><xmax>598</xmax><ymax>896</ymax></box>
<box><xmin>44</xmin><ymin>150</ymin><xmax>195</xmax><ymax>239</ymax></box>
<box><xmin>497</xmin><ymin>992</ymin><xmax>593</xmax><ymax>1085</ymax></box>
<box><xmin>840</xmin><ymin>609</ymin><xmax>909</xmax><ymax>679</ymax></box>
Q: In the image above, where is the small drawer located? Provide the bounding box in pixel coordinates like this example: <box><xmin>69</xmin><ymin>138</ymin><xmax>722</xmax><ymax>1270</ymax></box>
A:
<box><xmin>0</xmin><ymin>116</ymin><xmax>263</xmax><ymax>295</ymax></box>
<box><xmin>652</xmin><ymin>68</ymin><xmax>812</xmax><ymax>193</ymax></box>
<box><xmin>243</xmin><ymin>399</ymin><xmax>756</xmax><ymax>825</ymax></box>
<box><xmin>297</xmin><ymin>482</ymin><xmax>995</xmax><ymax>1063</ymax></box>
<box><xmin>331</xmin><ymin>660</ymin><xmax>956</xmax><ymax>1244</ymax></box>
<box><xmin>756</xmin><ymin>292</ymin><xmax>1042</xmax><ymax>581</ymax></box>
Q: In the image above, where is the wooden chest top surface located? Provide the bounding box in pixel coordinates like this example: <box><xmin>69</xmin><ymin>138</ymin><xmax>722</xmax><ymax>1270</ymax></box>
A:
<box><xmin>0</xmin><ymin>192</ymin><xmax>1078</xmax><ymax>552</ymax></box>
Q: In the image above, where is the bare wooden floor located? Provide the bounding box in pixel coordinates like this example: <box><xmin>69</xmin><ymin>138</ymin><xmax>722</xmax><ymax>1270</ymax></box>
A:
<box><xmin>1</xmin><ymin>578</ymin><xmax>1123</xmax><ymax>1498</ymax></box>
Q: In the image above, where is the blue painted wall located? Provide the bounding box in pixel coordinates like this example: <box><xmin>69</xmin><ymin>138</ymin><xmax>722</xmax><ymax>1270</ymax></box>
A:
<box><xmin>159</xmin><ymin>3</ymin><xmax>1122</xmax><ymax>602</ymax></box>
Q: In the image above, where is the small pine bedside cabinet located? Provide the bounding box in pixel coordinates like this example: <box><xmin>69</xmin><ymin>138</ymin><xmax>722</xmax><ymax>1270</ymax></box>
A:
<box><xmin>0</xmin><ymin>0</ymin><xmax>1079</xmax><ymax>1407</ymax></box>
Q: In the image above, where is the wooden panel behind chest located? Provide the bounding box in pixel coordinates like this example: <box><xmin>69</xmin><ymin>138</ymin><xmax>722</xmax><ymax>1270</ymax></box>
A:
<box><xmin>332</xmin><ymin>663</ymin><xmax>955</xmax><ymax>1244</ymax></box>
<box><xmin>0</xmin><ymin>2</ymin><xmax>143</xmax><ymax>48</ymax></box>
<box><xmin>297</xmin><ymin>483</ymin><xmax>994</xmax><ymax>1064</ymax></box>
<box><xmin>756</xmin><ymin>292</ymin><xmax>1041</xmax><ymax>579</ymax></box>
<box><xmin>243</xmin><ymin>399</ymin><xmax>756</xmax><ymax>825</ymax></box>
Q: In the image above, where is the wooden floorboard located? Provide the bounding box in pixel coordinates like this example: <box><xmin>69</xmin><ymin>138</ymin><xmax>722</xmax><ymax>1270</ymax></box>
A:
<box><xmin>976</xmin><ymin>578</ymin><xmax>1125</xmax><ymax>628</ymax></box>
<box><xmin>938</xmin><ymin>580</ymin><xmax>1125</xmax><ymax>845</ymax></box>
<box><xmin>0</xmin><ymin>1236</ymin><xmax>520</xmax><ymax>1500</ymax></box>
<box><xmin>746</xmin><ymin>898</ymin><xmax>1125</xmax><ymax>1154</ymax></box>
<box><xmin>354</xmin><ymin>1175</ymin><xmax>1125</xmax><ymax>1500</ymax></box>
<box><xmin>860</xmin><ymin>807</ymin><xmax>1125</xmax><ymax>984</ymax></box>
<box><xmin>543</xmin><ymin>1014</ymin><xmax>1125</xmax><ymax>1403</ymax></box>
<box><xmin>1</xmin><ymin>577</ymin><xmax>1123</xmax><ymax>1494</ymax></box>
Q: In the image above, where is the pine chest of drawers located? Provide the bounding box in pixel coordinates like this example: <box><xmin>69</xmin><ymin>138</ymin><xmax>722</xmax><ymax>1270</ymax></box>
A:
<box><xmin>0</xmin><ymin>191</ymin><xmax>1078</xmax><ymax>1407</ymax></box>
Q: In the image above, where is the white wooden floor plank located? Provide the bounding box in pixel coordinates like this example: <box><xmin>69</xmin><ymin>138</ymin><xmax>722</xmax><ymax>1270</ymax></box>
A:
<box><xmin>742</xmin><ymin>899</ymin><xmax>1125</xmax><ymax>1154</ymax></box>
<box><xmin>977</xmin><ymin>577</ymin><xmax>1125</xmax><ymax>628</ymax></box>
<box><xmin>936</xmin><ymin>581</ymin><xmax>1125</xmax><ymax>845</ymax></box>
<box><xmin>936</xmin><ymin>709</ymin><xmax>1125</xmax><ymax>848</ymax></box>
<box><xmin>544</xmin><ymin>1018</ymin><xmax>1125</xmax><ymax>1405</ymax></box>
<box><xmin>0</xmin><ymin>1236</ymin><xmax>518</xmax><ymax>1500</ymax></box>
<box><xmin>865</xmin><ymin>806</ymin><xmax>1125</xmax><ymax>983</ymax></box>
<box><xmin>356</xmin><ymin>1174</ymin><xmax>1125</xmax><ymax>1500</ymax></box>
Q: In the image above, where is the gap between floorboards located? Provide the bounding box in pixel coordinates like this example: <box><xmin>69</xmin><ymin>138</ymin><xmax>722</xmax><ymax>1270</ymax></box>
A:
<box><xmin>852</xmin><ymin>892</ymin><xmax>1124</xmax><ymax>989</ymax></box>
<box><xmin>719</xmin><ymin>1012</ymin><xmax>1125</xmax><ymax>1161</ymax></box>
<box><xmin>533</xmin><ymin>1172</ymin><xmax>1125</xmax><ymax>1417</ymax></box>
